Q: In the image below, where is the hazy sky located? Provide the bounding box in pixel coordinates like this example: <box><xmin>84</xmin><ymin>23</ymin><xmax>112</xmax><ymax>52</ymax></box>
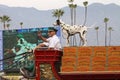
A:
<box><xmin>0</xmin><ymin>0</ymin><xmax>120</xmax><ymax>10</ymax></box>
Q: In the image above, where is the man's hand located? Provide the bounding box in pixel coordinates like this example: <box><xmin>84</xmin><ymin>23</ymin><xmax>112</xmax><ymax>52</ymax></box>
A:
<box><xmin>37</xmin><ymin>31</ymin><xmax>47</xmax><ymax>42</ymax></box>
<box><xmin>37</xmin><ymin>31</ymin><xmax>42</xmax><ymax>37</ymax></box>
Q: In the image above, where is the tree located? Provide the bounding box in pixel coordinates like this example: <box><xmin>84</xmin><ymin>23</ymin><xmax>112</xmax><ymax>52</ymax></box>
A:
<box><xmin>0</xmin><ymin>15</ymin><xmax>11</xmax><ymax>29</ymax></box>
<box><xmin>108</xmin><ymin>27</ymin><xmax>113</xmax><ymax>46</ymax></box>
<box><xmin>68</xmin><ymin>2</ymin><xmax>77</xmax><ymax>46</ymax></box>
<box><xmin>68</xmin><ymin>0</ymin><xmax>78</xmax><ymax>25</ymax></box>
<box><xmin>83</xmin><ymin>1</ymin><xmax>88</xmax><ymax>26</ymax></box>
<box><xmin>104</xmin><ymin>17</ymin><xmax>109</xmax><ymax>46</ymax></box>
<box><xmin>68</xmin><ymin>0</ymin><xmax>74</xmax><ymax>2</ymax></box>
<box><xmin>68</xmin><ymin>4</ymin><xmax>74</xmax><ymax>26</ymax></box>
<box><xmin>73</xmin><ymin>4</ymin><xmax>77</xmax><ymax>25</ymax></box>
<box><xmin>95</xmin><ymin>26</ymin><xmax>99</xmax><ymax>45</ymax></box>
<box><xmin>6</xmin><ymin>24</ymin><xmax>10</xmax><ymax>30</ymax></box>
<box><xmin>70</xmin><ymin>4</ymin><xmax>77</xmax><ymax>46</ymax></box>
<box><xmin>52</xmin><ymin>9</ymin><xmax>64</xmax><ymax>20</ymax></box>
<box><xmin>20</xmin><ymin>22</ymin><xmax>23</xmax><ymax>29</ymax></box>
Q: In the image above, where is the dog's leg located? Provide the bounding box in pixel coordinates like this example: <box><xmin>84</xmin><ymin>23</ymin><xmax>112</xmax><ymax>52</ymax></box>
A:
<box><xmin>66</xmin><ymin>35</ymin><xmax>70</xmax><ymax>46</ymax></box>
<box><xmin>62</xmin><ymin>29</ymin><xmax>70</xmax><ymax>46</ymax></box>
<box><xmin>79</xmin><ymin>33</ymin><xmax>84</xmax><ymax>46</ymax></box>
<box><xmin>82</xmin><ymin>31</ymin><xmax>87</xmax><ymax>46</ymax></box>
<box><xmin>82</xmin><ymin>37</ymin><xmax>87</xmax><ymax>46</ymax></box>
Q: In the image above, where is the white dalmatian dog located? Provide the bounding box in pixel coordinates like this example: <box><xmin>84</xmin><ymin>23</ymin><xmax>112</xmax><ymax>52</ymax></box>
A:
<box><xmin>53</xmin><ymin>19</ymin><xmax>91</xmax><ymax>46</ymax></box>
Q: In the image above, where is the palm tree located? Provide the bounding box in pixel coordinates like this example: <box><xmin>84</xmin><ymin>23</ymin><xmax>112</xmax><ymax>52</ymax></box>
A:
<box><xmin>108</xmin><ymin>27</ymin><xmax>113</xmax><ymax>46</ymax></box>
<box><xmin>6</xmin><ymin>24</ymin><xmax>10</xmax><ymax>30</ymax></box>
<box><xmin>0</xmin><ymin>15</ymin><xmax>11</xmax><ymax>29</ymax></box>
<box><xmin>73</xmin><ymin>4</ymin><xmax>77</xmax><ymax>25</ymax></box>
<box><xmin>68</xmin><ymin>0</ymin><xmax>74</xmax><ymax>26</ymax></box>
<box><xmin>95</xmin><ymin>26</ymin><xmax>99</xmax><ymax>45</ymax></box>
<box><xmin>52</xmin><ymin>9</ymin><xmax>64</xmax><ymax>20</ymax></box>
<box><xmin>70</xmin><ymin>4</ymin><xmax>77</xmax><ymax>46</ymax></box>
<box><xmin>68</xmin><ymin>4</ymin><xmax>74</xmax><ymax>26</ymax></box>
<box><xmin>20</xmin><ymin>22</ymin><xmax>23</xmax><ymax>29</ymax></box>
<box><xmin>104</xmin><ymin>17</ymin><xmax>109</xmax><ymax>46</ymax></box>
<box><xmin>83</xmin><ymin>1</ymin><xmax>88</xmax><ymax>26</ymax></box>
<box><xmin>68</xmin><ymin>0</ymin><xmax>74</xmax><ymax>2</ymax></box>
<box><xmin>68</xmin><ymin>0</ymin><xmax>75</xmax><ymax>46</ymax></box>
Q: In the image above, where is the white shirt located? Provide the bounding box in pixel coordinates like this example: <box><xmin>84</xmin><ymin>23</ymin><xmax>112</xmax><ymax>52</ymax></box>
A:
<box><xmin>43</xmin><ymin>35</ymin><xmax>61</xmax><ymax>50</ymax></box>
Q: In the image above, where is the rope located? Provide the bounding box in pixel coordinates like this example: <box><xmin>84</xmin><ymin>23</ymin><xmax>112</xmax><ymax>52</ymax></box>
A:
<box><xmin>0</xmin><ymin>52</ymin><xmax>33</xmax><ymax>62</ymax></box>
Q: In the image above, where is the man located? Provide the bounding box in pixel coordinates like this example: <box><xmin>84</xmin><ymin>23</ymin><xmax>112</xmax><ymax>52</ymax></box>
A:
<box><xmin>20</xmin><ymin>27</ymin><xmax>62</xmax><ymax>79</ymax></box>
<box><xmin>36</xmin><ymin>27</ymin><xmax>61</xmax><ymax>50</ymax></box>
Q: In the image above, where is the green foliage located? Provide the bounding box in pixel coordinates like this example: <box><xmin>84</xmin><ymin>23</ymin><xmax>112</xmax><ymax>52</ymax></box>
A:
<box><xmin>68</xmin><ymin>0</ymin><xmax>74</xmax><ymax>3</ymax></box>
<box><xmin>20</xmin><ymin>22</ymin><xmax>23</xmax><ymax>26</ymax></box>
<box><xmin>0</xmin><ymin>15</ymin><xmax>11</xmax><ymax>29</ymax></box>
<box><xmin>104</xmin><ymin>17</ymin><xmax>109</xmax><ymax>23</ymax></box>
<box><xmin>108</xmin><ymin>27</ymin><xmax>113</xmax><ymax>31</ymax></box>
<box><xmin>95</xmin><ymin>26</ymin><xmax>99</xmax><ymax>30</ymax></box>
<box><xmin>0</xmin><ymin>15</ymin><xmax>11</xmax><ymax>23</ymax></box>
<box><xmin>52</xmin><ymin>9</ymin><xmax>64</xmax><ymax>19</ymax></box>
<box><xmin>83</xmin><ymin>1</ymin><xmax>88</xmax><ymax>7</ymax></box>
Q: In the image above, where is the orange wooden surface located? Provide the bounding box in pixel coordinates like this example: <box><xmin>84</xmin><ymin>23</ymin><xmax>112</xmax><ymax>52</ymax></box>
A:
<box><xmin>92</xmin><ymin>66</ymin><xmax>106</xmax><ymax>71</ymax></box>
<box><xmin>76</xmin><ymin>66</ymin><xmax>90</xmax><ymax>71</ymax></box>
<box><xmin>63</xmin><ymin>47</ymin><xmax>77</xmax><ymax>53</ymax></box>
<box><xmin>61</xmin><ymin>66</ymin><xmax>75</xmax><ymax>72</ymax></box>
<box><xmin>61</xmin><ymin>46</ymin><xmax>120</xmax><ymax>72</ymax></box>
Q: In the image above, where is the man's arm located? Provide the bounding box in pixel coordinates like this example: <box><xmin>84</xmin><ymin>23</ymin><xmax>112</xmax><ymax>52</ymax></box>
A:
<box><xmin>37</xmin><ymin>31</ymin><xmax>48</xmax><ymax>42</ymax></box>
<box><xmin>47</xmin><ymin>48</ymin><xmax>54</xmax><ymax>50</ymax></box>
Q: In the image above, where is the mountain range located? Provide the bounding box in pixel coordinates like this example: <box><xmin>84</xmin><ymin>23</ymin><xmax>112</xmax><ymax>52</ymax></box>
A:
<box><xmin>0</xmin><ymin>3</ymin><xmax>120</xmax><ymax>46</ymax></box>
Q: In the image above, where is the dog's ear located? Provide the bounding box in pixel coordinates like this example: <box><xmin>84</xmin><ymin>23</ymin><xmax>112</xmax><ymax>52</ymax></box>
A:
<box><xmin>56</xmin><ymin>19</ymin><xmax>60</xmax><ymax>25</ymax></box>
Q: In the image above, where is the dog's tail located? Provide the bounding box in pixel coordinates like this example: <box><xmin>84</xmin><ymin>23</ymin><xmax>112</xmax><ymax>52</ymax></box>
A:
<box><xmin>87</xmin><ymin>23</ymin><xmax>97</xmax><ymax>29</ymax></box>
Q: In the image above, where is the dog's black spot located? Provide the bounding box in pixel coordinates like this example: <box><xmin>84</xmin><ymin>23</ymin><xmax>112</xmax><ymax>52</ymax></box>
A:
<box><xmin>82</xmin><ymin>30</ymin><xmax>87</xmax><ymax>35</ymax></box>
